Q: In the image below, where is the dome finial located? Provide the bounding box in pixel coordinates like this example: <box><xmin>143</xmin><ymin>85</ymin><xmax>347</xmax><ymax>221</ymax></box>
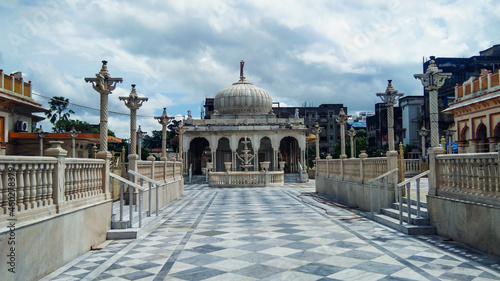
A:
<box><xmin>240</xmin><ymin>60</ymin><xmax>245</xmax><ymax>82</ymax></box>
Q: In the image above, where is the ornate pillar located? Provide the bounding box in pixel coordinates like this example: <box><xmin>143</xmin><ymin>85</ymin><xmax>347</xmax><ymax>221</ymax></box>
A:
<box><xmin>154</xmin><ymin>108</ymin><xmax>174</xmax><ymax>161</ymax></box>
<box><xmin>415</xmin><ymin>60</ymin><xmax>451</xmax><ymax>148</ymax></box>
<box><xmin>418</xmin><ymin>125</ymin><xmax>429</xmax><ymax>158</ymax></box>
<box><xmin>174</xmin><ymin>121</ymin><xmax>187</xmax><ymax>160</ymax></box>
<box><xmin>36</xmin><ymin>125</ymin><xmax>46</xmax><ymax>156</ymax></box>
<box><xmin>311</xmin><ymin>122</ymin><xmax>323</xmax><ymax>160</ymax></box>
<box><xmin>376</xmin><ymin>80</ymin><xmax>404</xmax><ymax>152</ymax></box>
<box><xmin>347</xmin><ymin>125</ymin><xmax>357</xmax><ymax>158</ymax></box>
<box><xmin>136</xmin><ymin>125</ymin><xmax>147</xmax><ymax>160</ymax></box>
<box><xmin>443</xmin><ymin>126</ymin><xmax>456</xmax><ymax>154</ymax></box>
<box><xmin>68</xmin><ymin>126</ymin><xmax>80</xmax><ymax>158</ymax></box>
<box><xmin>84</xmin><ymin>60</ymin><xmax>123</xmax><ymax>155</ymax></box>
<box><xmin>334</xmin><ymin>108</ymin><xmax>350</xmax><ymax>159</ymax></box>
<box><xmin>120</xmin><ymin>84</ymin><xmax>148</xmax><ymax>160</ymax></box>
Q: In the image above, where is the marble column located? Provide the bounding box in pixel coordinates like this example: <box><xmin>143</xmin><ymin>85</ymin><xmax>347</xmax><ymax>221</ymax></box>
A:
<box><xmin>334</xmin><ymin>108</ymin><xmax>350</xmax><ymax>159</ymax></box>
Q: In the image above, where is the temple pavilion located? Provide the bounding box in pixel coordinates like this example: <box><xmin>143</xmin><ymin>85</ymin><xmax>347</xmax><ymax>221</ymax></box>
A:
<box><xmin>181</xmin><ymin>61</ymin><xmax>307</xmax><ymax>175</ymax></box>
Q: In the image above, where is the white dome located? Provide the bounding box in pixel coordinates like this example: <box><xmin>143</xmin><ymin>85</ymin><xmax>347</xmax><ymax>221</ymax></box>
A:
<box><xmin>214</xmin><ymin>62</ymin><xmax>272</xmax><ymax>115</ymax></box>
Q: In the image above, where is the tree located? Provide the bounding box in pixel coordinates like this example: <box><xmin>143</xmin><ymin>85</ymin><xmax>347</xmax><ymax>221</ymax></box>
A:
<box><xmin>142</xmin><ymin>130</ymin><xmax>162</xmax><ymax>150</ymax></box>
<box><xmin>45</xmin><ymin>96</ymin><xmax>75</xmax><ymax>132</ymax></box>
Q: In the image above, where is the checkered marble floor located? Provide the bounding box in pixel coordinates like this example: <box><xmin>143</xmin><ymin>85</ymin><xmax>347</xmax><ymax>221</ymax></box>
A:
<box><xmin>42</xmin><ymin>182</ymin><xmax>500</xmax><ymax>281</ymax></box>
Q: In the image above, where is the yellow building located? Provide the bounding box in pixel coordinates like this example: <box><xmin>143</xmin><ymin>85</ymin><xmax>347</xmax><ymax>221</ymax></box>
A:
<box><xmin>444</xmin><ymin>69</ymin><xmax>500</xmax><ymax>152</ymax></box>
<box><xmin>0</xmin><ymin>69</ymin><xmax>48</xmax><ymax>154</ymax></box>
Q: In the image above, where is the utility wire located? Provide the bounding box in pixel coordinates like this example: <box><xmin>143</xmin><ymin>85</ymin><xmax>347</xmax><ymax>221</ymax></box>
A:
<box><xmin>32</xmin><ymin>92</ymin><xmax>158</xmax><ymax>118</ymax></box>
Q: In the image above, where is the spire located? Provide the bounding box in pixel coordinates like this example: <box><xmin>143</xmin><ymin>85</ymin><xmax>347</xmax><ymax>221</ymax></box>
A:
<box><xmin>239</xmin><ymin>60</ymin><xmax>246</xmax><ymax>82</ymax></box>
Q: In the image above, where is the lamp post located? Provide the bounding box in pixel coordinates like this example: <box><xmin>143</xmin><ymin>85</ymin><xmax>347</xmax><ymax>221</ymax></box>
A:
<box><xmin>68</xmin><ymin>126</ymin><xmax>80</xmax><ymax>158</ymax></box>
<box><xmin>174</xmin><ymin>121</ymin><xmax>187</xmax><ymax>160</ymax></box>
<box><xmin>347</xmin><ymin>125</ymin><xmax>357</xmax><ymax>158</ymax></box>
<box><xmin>119</xmin><ymin>84</ymin><xmax>148</xmax><ymax>159</ymax></box>
<box><xmin>310</xmin><ymin>122</ymin><xmax>323</xmax><ymax>160</ymax></box>
<box><xmin>36</xmin><ymin>125</ymin><xmax>46</xmax><ymax>156</ymax></box>
<box><xmin>155</xmin><ymin>108</ymin><xmax>174</xmax><ymax>161</ymax></box>
<box><xmin>137</xmin><ymin>125</ymin><xmax>147</xmax><ymax>160</ymax></box>
<box><xmin>418</xmin><ymin>125</ymin><xmax>429</xmax><ymax>158</ymax></box>
<box><xmin>84</xmin><ymin>60</ymin><xmax>123</xmax><ymax>156</ymax></box>
<box><xmin>414</xmin><ymin>60</ymin><xmax>451</xmax><ymax>148</ymax></box>
<box><xmin>376</xmin><ymin>80</ymin><xmax>404</xmax><ymax>152</ymax></box>
<box><xmin>334</xmin><ymin>108</ymin><xmax>350</xmax><ymax>159</ymax></box>
<box><xmin>443</xmin><ymin>126</ymin><xmax>456</xmax><ymax>154</ymax></box>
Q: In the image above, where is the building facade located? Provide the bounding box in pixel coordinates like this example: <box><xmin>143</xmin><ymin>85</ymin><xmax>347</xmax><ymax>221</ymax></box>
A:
<box><xmin>399</xmin><ymin>96</ymin><xmax>424</xmax><ymax>147</ymax></box>
<box><xmin>183</xmin><ymin>62</ymin><xmax>307</xmax><ymax>175</ymax></box>
<box><xmin>443</xmin><ymin>68</ymin><xmax>500</xmax><ymax>153</ymax></box>
<box><xmin>0</xmin><ymin>69</ymin><xmax>48</xmax><ymax>155</ymax></box>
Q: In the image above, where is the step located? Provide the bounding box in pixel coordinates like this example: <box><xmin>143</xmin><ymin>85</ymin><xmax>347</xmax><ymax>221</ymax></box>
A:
<box><xmin>391</xmin><ymin>202</ymin><xmax>429</xmax><ymax>217</ymax></box>
<box><xmin>381</xmin><ymin>208</ymin><xmax>430</xmax><ymax>225</ymax></box>
<box><xmin>372</xmin><ymin>213</ymin><xmax>436</xmax><ymax>235</ymax></box>
<box><xmin>107</xmin><ymin>214</ymin><xmax>162</xmax><ymax>239</ymax></box>
<box><xmin>401</xmin><ymin>197</ymin><xmax>428</xmax><ymax>208</ymax></box>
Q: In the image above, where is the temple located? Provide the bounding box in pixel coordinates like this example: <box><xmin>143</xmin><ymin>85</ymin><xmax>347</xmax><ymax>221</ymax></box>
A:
<box><xmin>181</xmin><ymin>61</ymin><xmax>307</xmax><ymax>175</ymax></box>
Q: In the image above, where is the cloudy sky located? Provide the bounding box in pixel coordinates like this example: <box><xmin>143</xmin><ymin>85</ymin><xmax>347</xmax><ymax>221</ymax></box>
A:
<box><xmin>1</xmin><ymin>0</ymin><xmax>499</xmax><ymax>138</ymax></box>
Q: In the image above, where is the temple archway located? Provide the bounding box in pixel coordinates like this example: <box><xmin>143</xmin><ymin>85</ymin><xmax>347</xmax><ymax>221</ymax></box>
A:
<box><xmin>476</xmin><ymin>122</ymin><xmax>488</xmax><ymax>152</ymax></box>
<box><xmin>258</xmin><ymin>137</ymin><xmax>273</xmax><ymax>171</ymax></box>
<box><xmin>216</xmin><ymin>137</ymin><xmax>231</xmax><ymax>172</ymax></box>
<box><xmin>188</xmin><ymin>137</ymin><xmax>210</xmax><ymax>175</ymax></box>
<box><xmin>279</xmin><ymin>136</ymin><xmax>300</xmax><ymax>173</ymax></box>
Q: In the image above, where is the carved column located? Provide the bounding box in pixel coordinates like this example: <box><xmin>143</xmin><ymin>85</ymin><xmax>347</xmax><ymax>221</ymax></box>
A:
<box><xmin>335</xmin><ymin>108</ymin><xmax>350</xmax><ymax>159</ymax></box>
<box><xmin>154</xmin><ymin>108</ymin><xmax>174</xmax><ymax>161</ymax></box>
<box><xmin>85</xmin><ymin>60</ymin><xmax>123</xmax><ymax>155</ymax></box>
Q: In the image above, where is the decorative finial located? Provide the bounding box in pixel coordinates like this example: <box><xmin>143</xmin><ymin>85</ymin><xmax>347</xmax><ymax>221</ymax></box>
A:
<box><xmin>102</xmin><ymin>60</ymin><xmax>108</xmax><ymax>65</ymax></box>
<box><xmin>239</xmin><ymin>60</ymin><xmax>246</xmax><ymax>82</ymax></box>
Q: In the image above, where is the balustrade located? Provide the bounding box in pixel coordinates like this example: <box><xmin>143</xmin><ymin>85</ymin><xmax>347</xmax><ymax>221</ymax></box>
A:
<box><xmin>436</xmin><ymin>152</ymin><xmax>499</xmax><ymax>206</ymax></box>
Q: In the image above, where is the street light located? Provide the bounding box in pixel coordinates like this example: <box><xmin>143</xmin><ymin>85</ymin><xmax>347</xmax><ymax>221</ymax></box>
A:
<box><xmin>376</xmin><ymin>80</ymin><xmax>404</xmax><ymax>152</ymax></box>
<box><xmin>414</xmin><ymin>60</ymin><xmax>451</xmax><ymax>148</ymax></box>
<box><xmin>84</xmin><ymin>61</ymin><xmax>123</xmax><ymax>156</ymax></box>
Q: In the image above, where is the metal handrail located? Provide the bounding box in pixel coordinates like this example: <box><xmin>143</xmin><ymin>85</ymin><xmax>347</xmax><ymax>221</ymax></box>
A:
<box><xmin>368</xmin><ymin>168</ymin><xmax>398</xmax><ymax>217</ymax></box>
<box><xmin>396</xmin><ymin>170</ymin><xmax>430</xmax><ymax>225</ymax></box>
<box><xmin>128</xmin><ymin>170</ymin><xmax>162</xmax><ymax>217</ymax></box>
<box><xmin>110</xmin><ymin>172</ymin><xmax>144</xmax><ymax>228</ymax></box>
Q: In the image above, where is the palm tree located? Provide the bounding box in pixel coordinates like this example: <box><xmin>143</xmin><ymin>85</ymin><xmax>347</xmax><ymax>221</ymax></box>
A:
<box><xmin>45</xmin><ymin>96</ymin><xmax>75</xmax><ymax>132</ymax></box>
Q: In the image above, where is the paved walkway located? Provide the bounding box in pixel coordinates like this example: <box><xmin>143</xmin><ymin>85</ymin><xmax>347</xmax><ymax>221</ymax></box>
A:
<box><xmin>42</xmin><ymin>182</ymin><xmax>500</xmax><ymax>280</ymax></box>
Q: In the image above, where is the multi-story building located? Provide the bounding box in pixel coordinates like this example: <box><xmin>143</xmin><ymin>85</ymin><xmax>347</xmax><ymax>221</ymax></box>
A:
<box><xmin>272</xmin><ymin>104</ymin><xmax>346</xmax><ymax>157</ymax></box>
<box><xmin>399</xmin><ymin>96</ymin><xmax>424</xmax><ymax>147</ymax></box>
<box><xmin>0</xmin><ymin>69</ymin><xmax>47</xmax><ymax>155</ymax></box>
<box><xmin>443</xmin><ymin>68</ymin><xmax>500</xmax><ymax>153</ymax></box>
<box><xmin>420</xmin><ymin>45</ymin><xmax>500</xmax><ymax>143</ymax></box>
<box><xmin>366</xmin><ymin>103</ymin><xmax>402</xmax><ymax>154</ymax></box>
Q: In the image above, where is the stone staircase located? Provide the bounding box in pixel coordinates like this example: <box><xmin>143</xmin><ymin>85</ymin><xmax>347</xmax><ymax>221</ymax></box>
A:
<box><xmin>107</xmin><ymin>201</ymin><xmax>162</xmax><ymax>240</ymax></box>
<box><xmin>372</xmin><ymin>197</ymin><xmax>435</xmax><ymax>235</ymax></box>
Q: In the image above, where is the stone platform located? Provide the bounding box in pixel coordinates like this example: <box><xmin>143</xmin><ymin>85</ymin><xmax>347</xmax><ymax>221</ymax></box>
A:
<box><xmin>41</xmin><ymin>181</ymin><xmax>500</xmax><ymax>281</ymax></box>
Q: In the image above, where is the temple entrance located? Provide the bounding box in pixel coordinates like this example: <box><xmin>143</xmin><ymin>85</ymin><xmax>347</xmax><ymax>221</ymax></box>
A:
<box><xmin>279</xmin><ymin>136</ymin><xmax>300</xmax><ymax>173</ymax></box>
<box><xmin>188</xmin><ymin>137</ymin><xmax>210</xmax><ymax>175</ymax></box>
<box><xmin>258</xmin><ymin>137</ymin><xmax>273</xmax><ymax>171</ymax></box>
<box><xmin>216</xmin><ymin>137</ymin><xmax>231</xmax><ymax>172</ymax></box>
<box><xmin>476</xmin><ymin>123</ymin><xmax>488</xmax><ymax>152</ymax></box>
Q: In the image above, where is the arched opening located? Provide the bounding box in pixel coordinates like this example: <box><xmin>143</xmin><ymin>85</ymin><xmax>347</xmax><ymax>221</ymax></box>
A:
<box><xmin>216</xmin><ymin>137</ymin><xmax>231</xmax><ymax>172</ymax></box>
<box><xmin>258</xmin><ymin>137</ymin><xmax>273</xmax><ymax>171</ymax></box>
<box><xmin>476</xmin><ymin>122</ymin><xmax>488</xmax><ymax>152</ymax></box>
<box><xmin>494</xmin><ymin>122</ymin><xmax>500</xmax><ymax>141</ymax></box>
<box><xmin>279</xmin><ymin>136</ymin><xmax>300</xmax><ymax>173</ymax></box>
<box><xmin>188</xmin><ymin>137</ymin><xmax>210</xmax><ymax>175</ymax></box>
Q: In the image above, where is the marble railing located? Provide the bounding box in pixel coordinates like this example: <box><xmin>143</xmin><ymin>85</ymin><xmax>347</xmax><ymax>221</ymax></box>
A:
<box><xmin>0</xmin><ymin>154</ymin><xmax>106</xmax><ymax>223</ymax></box>
<box><xmin>316</xmin><ymin>156</ymin><xmax>389</xmax><ymax>183</ymax></box>
<box><xmin>209</xmin><ymin>171</ymin><xmax>284</xmax><ymax>187</ymax></box>
<box><xmin>435</xmin><ymin>152</ymin><xmax>499</xmax><ymax>206</ymax></box>
<box><xmin>132</xmin><ymin>159</ymin><xmax>183</xmax><ymax>186</ymax></box>
<box><xmin>65</xmin><ymin>159</ymin><xmax>104</xmax><ymax>201</ymax></box>
<box><xmin>404</xmin><ymin>159</ymin><xmax>421</xmax><ymax>175</ymax></box>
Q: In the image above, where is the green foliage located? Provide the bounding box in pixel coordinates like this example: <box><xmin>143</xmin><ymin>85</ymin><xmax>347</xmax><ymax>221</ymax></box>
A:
<box><xmin>332</xmin><ymin>135</ymin><xmax>368</xmax><ymax>159</ymax></box>
<box><xmin>141</xmin><ymin>148</ymin><xmax>151</xmax><ymax>160</ymax></box>
<box><xmin>45</xmin><ymin>96</ymin><xmax>75</xmax><ymax>132</ymax></box>
<box><xmin>143</xmin><ymin>130</ymin><xmax>162</xmax><ymax>150</ymax></box>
